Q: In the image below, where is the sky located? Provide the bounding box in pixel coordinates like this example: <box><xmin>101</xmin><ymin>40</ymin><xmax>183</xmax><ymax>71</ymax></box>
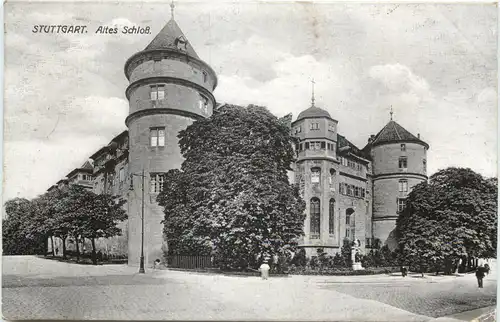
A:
<box><xmin>3</xmin><ymin>1</ymin><xmax>498</xmax><ymax>202</ymax></box>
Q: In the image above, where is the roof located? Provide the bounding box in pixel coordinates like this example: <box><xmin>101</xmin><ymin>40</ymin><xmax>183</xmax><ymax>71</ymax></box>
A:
<box><xmin>66</xmin><ymin>167</ymin><xmax>93</xmax><ymax>179</ymax></box>
<box><xmin>368</xmin><ymin>120</ymin><xmax>429</xmax><ymax>149</ymax></box>
<box><xmin>337</xmin><ymin>134</ymin><xmax>371</xmax><ymax>161</ymax></box>
<box><xmin>90</xmin><ymin>146</ymin><xmax>108</xmax><ymax>160</ymax></box>
<box><xmin>295</xmin><ymin>106</ymin><xmax>333</xmax><ymax>122</ymax></box>
<box><xmin>144</xmin><ymin>19</ymin><xmax>199</xmax><ymax>59</ymax></box>
<box><xmin>81</xmin><ymin>160</ymin><xmax>93</xmax><ymax>170</ymax></box>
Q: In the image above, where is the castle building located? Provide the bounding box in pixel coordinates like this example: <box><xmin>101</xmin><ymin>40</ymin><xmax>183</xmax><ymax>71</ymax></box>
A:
<box><xmin>47</xmin><ymin>8</ymin><xmax>429</xmax><ymax>263</ymax></box>
<box><xmin>292</xmin><ymin>99</ymin><xmax>429</xmax><ymax>256</ymax></box>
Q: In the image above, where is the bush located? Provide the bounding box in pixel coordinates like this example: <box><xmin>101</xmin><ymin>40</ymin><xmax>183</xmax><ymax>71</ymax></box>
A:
<box><xmin>290</xmin><ymin>266</ymin><xmax>400</xmax><ymax>276</ymax></box>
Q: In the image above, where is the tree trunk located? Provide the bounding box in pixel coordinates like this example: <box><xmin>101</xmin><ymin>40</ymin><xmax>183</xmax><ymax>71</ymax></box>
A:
<box><xmin>62</xmin><ymin>236</ymin><xmax>67</xmax><ymax>259</ymax></box>
<box><xmin>50</xmin><ymin>236</ymin><xmax>55</xmax><ymax>257</ymax></box>
<box><xmin>91</xmin><ymin>238</ymin><xmax>97</xmax><ymax>265</ymax></box>
<box><xmin>75</xmin><ymin>235</ymin><xmax>80</xmax><ymax>262</ymax></box>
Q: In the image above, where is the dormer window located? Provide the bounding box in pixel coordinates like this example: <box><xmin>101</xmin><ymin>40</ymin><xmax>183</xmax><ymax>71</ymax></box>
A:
<box><xmin>150</xmin><ymin>84</ymin><xmax>165</xmax><ymax>101</ymax></box>
<box><xmin>175</xmin><ymin>36</ymin><xmax>188</xmax><ymax>51</ymax></box>
<box><xmin>310</xmin><ymin>122</ymin><xmax>320</xmax><ymax>130</ymax></box>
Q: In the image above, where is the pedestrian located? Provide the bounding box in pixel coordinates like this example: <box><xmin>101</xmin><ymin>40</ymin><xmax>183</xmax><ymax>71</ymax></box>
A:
<box><xmin>259</xmin><ymin>258</ymin><xmax>270</xmax><ymax>280</ymax></box>
<box><xmin>55</xmin><ymin>247</ymin><xmax>59</xmax><ymax>256</ymax></box>
<box><xmin>484</xmin><ymin>263</ymin><xmax>490</xmax><ymax>275</ymax></box>
<box><xmin>476</xmin><ymin>265</ymin><xmax>485</xmax><ymax>288</ymax></box>
<box><xmin>400</xmin><ymin>266</ymin><xmax>408</xmax><ymax>277</ymax></box>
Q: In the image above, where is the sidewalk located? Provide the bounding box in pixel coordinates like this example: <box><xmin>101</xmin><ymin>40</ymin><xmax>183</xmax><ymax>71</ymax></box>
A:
<box><xmin>430</xmin><ymin>306</ymin><xmax>496</xmax><ymax>322</ymax></box>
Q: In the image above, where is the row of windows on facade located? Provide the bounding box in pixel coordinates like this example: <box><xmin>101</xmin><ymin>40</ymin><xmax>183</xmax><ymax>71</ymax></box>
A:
<box><xmin>296</xmin><ymin>141</ymin><xmax>336</xmax><ymax>152</ymax></box>
<box><xmin>150</xmin><ymin>84</ymin><xmax>209</xmax><ymax>113</ymax></box>
<box><xmin>309</xmin><ymin>198</ymin><xmax>355</xmax><ymax>240</ymax></box>
<box><xmin>338</xmin><ymin>183</ymin><xmax>367</xmax><ymax>199</ymax></box>
<box><xmin>101</xmin><ymin>171</ymin><xmax>166</xmax><ymax>193</ymax></box>
<box><xmin>294</xmin><ymin>122</ymin><xmax>335</xmax><ymax>134</ymax></box>
<box><xmin>398</xmin><ymin>157</ymin><xmax>427</xmax><ymax>172</ymax></box>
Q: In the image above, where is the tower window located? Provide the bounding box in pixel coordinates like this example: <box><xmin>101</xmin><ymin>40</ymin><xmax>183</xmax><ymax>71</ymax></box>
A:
<box><xmin>310</xmin><ymin>198</ymin><xmax>321</xmax><ymax>239</ymax></box>
<box><xmin>329</xmin><ymin>199</ymin><xmax>335</xmax><ymax>235</ymax></box>
<box><xmin>398</xmin><ymin>157</ymin><xmax>408</xmax><ymax>169</ymax></box>
<box><xmin>199</xmin><ymin>94</ymin><xmax>209</xmax><ymax>113</ymax></box>
<box><xmin>310</xmin><ymin>122</ymin><xmax>320</xmax><ymax>130</ymax></box>
<box><xmin>328</xmin><ymin>123</ymin><xmax>335</xmax><ymax>132</ymax></box>
<box><xmin>202</xmin><ymin>71</ymin><xmax>208</xmax><ymax>83</ymax></box>
<box><xmin>150</xmin><ymin>127</ymin><xmax>166</xmax><ymax>147</ymax></box>
<box><xmin>311</xmin><ymin>167</ymin><xmax>321</xmax><ymax>184</ymax></box>
<box><xmin>423</xmin><ymin>159</ymin><xmax>427</xmax><ymax>172</ymax></box>
<box><xmin>397</xmin><ymin>198</ymin><xmax>407</xmax><ymax>213</ymax></box>
<box><xmin>401</xmin><ymin>144</ymin><xmax>406</xmax><ymax>151</ymax></box>
<box><xmin>399</xmin><ymin>180</ymin><xmax>408</xmax><ymax>192</ymax></box>
<box><xmin>150</xmin><ymin>173</ymin><xmax>166</xmax><ymax>193</ymax></box>
<box><xmin>150</xmin><ymin>84</ymin><xmax>165</xmax><ymax>101</ymax></box>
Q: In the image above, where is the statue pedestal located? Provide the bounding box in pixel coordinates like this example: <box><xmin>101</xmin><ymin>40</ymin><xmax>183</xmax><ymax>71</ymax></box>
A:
<box><xmin>352</xmin><ymin>262</ymin><xmax>364</xmax><ymax>271</ymax></box>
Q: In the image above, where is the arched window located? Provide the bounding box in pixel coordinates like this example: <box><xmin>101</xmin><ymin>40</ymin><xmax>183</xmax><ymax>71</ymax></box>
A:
<box><xmin>345</xmin><ymin>208</ymin><xmax>355</xmax><ymax>240</ymax></box>
<box><xmin>310</xmin><ymin>198</ymin><xmax>321</xmax><ymax>239</ymax></box>
<box><xmin>311</xmin><ymin>167</ymin><xmax>321</xmax><ymax>184</ymax></box>
<box><xmin>329</xmin><ymin>199</ymin><xmax>335</xmax><ymax>235</ymax></box>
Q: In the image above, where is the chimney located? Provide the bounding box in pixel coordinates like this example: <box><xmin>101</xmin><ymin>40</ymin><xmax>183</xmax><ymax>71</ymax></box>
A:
<box><xmin>368</xmin><ymin>134</ymin><xmax>375</xmax><ymax>143</ymax></box>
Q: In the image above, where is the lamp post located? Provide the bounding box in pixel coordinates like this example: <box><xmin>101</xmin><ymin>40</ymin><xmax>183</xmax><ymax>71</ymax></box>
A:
<box><xmin>130</xmin><ymin>169</ymin><xmax>146</xmax><ymax>274</ymax></box>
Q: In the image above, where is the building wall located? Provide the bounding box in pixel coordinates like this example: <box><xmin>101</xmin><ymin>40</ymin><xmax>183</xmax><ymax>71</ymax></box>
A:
<box><xmin>127</xmin><ymin>113</ymin><xmax>196</xmax><ymax>265</ymax></box>
<box><xmin>371</xmin><ymin>142</ymin><xmax>427</xmax><ymax>247</ymax></box>
<box><xmin>126</xmin><ymin>49</ymin><xmax>215</xmax><ymax>266</ymax></box>
<box><xmin>129</xmin><ymin>57</ymin><xmax>216</xmax><ymax>91</ymax></box>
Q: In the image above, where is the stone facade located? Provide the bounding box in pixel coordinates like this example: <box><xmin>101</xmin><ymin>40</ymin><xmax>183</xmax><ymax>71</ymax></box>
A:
<box><xmin>292</xmin><ymin>107</ymin><xmax>429</xmax><ymax>256</ymax></box>
<box><xmin>47</xmin><ymin>14</ymin><xmax>429</xmax><ymax>263</ymax></box>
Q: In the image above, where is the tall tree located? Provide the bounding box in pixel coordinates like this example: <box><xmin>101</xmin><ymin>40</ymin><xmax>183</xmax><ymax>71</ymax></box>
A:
<box><xmin>3</xmin><ymin>198</ymin><xmax>45</xmax><ymax>255</ymax></box>
<box><xmin>396</xmin><ymin>167</ymin><xmax>497</xmax><ymax>274</ymax></box>
<box><xmin>158</xmin><ymin>104</ymin><xmax>305</xmax><ymax>270</ymax></box>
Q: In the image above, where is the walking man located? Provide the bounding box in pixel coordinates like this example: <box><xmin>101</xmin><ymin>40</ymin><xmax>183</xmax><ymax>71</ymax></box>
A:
<box><xmin>476</xmin><ymin>265</ymin><xmax>485</xmax><ymax>288</ymax></box>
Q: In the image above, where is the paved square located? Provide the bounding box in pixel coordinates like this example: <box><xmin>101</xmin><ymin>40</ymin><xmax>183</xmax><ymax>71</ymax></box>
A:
<box><xmin>2</xmin><ymin>256</ymin><xmax>496</xmax><ymax>321</ymax></box>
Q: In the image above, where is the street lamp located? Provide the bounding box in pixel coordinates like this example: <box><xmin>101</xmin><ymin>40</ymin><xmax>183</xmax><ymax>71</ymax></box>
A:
<box><xmin>130</xmin><ymin>169</ymin><xmax>146</xmax><ymax>274</ymax></box>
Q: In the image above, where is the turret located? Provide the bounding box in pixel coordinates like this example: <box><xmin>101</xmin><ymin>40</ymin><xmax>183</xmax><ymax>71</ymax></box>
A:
<box><xmin>367</xmin><ymin>115</ymin><xmax>429</xmax><ymax>249</ymax></box>
<box><xmin>124</xmin><ymin>5</ymin><xmax>217</xmax><ymax>266</ymax></box>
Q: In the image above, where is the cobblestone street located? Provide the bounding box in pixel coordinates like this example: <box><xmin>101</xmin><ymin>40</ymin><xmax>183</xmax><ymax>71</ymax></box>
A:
<box><xmin>2</xmin><ymin>256</ymin><xmax>496</xmax><ymax>321</ymax></box>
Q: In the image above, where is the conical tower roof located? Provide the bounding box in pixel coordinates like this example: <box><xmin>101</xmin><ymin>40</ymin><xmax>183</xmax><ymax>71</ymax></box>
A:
<box><xmin>370</xmin><ymin>120</ymin><xmax>428</xmax><ymax>148</ymax></box>
<box><xmin>144</xmin><ymin>18</ymin><xmax>200</xmax><ymax>59</ymax></box>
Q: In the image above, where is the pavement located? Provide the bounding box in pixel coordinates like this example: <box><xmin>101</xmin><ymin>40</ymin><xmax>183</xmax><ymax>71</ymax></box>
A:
<box><xmin>2</xmin><ymin>256</ymin><xmax>497</xmax><ymax>321</ymax></box>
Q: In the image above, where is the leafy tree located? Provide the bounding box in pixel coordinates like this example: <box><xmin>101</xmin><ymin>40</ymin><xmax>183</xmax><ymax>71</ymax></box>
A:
<box><xmin>158</xmin><ymin>104</ymin><xmax>306</xmax><ymax>270</ymax></box>
<box><xmin>341</xmin><ymin>238</ymin><xmax>353</xmax><ymax>266</ymax></box>
<box><xmin>396</xmin><ymin>167</ymin><xmax>497</xmax><ymax>275</ymax></box>
<box><xmin>3</xmin><ymin>198</ymin><xmax>45</xmax><ymax>255</ymax></box>
<box><xmin>57</xmin><ymin>186</ymin><xmax>127</xmax><ymax>265</ymax></box>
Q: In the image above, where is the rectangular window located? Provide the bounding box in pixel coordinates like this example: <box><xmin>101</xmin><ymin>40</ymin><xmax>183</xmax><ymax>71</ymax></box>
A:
<box><xmin>328</xmin><ymin>124</ymin><xmax>335</xmax><ymax>132</ymax></box>
<box><xmin>347</xmin><ymin>185</ymin><xmax>353</xmax><ymax>196</ymax></box>
<box><xmin>119</xmin><ymin>168</ymin><xmax>125</xmax><ymax>182</ymax></box>
<box><xmin>150</xmin><ymin>127</ymin><xmax>165</xmax><ymax>147</ymax></box>
<box><xmin>399</xmin><ymin>157</ymin><xmax>408</xmax><ymax>169</ymax></box>
<box><xmin>423</xmin><ymin>159</ymin><xmax>427</xmax><ymax>172</ymax></box>
<box><xmin>401</xmin><ymin>144</ymin><xmax>406</xmax><ymax>151</ymax></box>
<box><xmin>305</xmin><ymin>142</ymin><xmax>310</xmax><ymax>150</ymax></box>
<box><xmin>150</xmin><ymin>84</ymin><xmax>165</xmax><ymax>101</ymax></box>
<box><xmin>310</xmin><ymin>122</ymin><xmax>320</xmax><ymax>130</ymax></box>
<box><xmin>399</xmin><ymin>180</ymin><xmax>408</xmax><ymax>192</ymax></box>
<box><xmin>321</xmin><ymin>142</ymin><xmax>326</xmax><ymax>149</ymax></box>
<box><xmin>199</xmin><ymin>95</ymin><xmax>209</xmax><ymax>113</ymax></box>
<box><xmin>202</xmin><ymin>71</ymin><xmax>208</xmax><ymax>83</ymax></box>
<box><xmin>150</xmin><ymin>173</ymin><xmax>166</xmax><ymax>193</ymax></box>
<box><xmin>397</xmin><ymin>198</ymin><xmax>407</xmax><ymax>213</ymax></box>
<box><xmin>339</xmin><ymin>183</ymin><xmax>345</xmax><ymax>194</ymax></box>
<box><xmin>311</xmin><ymin>169</ymin><xmax>320</xmax><ymax>184</ymax></box>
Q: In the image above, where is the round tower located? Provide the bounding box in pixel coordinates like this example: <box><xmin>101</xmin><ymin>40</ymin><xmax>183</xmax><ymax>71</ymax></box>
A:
<box><xmin>124</xmin><ymin>8</ymin><xmax>217</xmax><ymax>266</ymax></box>
<box><xmin>369</xmin><ymin>117</ymin><xmax>429</xmax><ymax>249</ymax></box>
